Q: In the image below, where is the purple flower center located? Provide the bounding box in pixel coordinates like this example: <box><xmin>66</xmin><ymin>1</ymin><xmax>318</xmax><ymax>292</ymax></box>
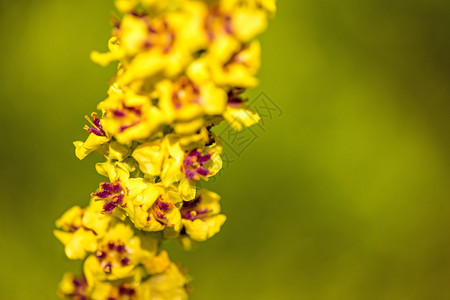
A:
<box><xmin>183</xmin><ymin>149</ymin><xmax>212</xmax><ymax>181</ymax></box>
<box><xmin>181</xmin><ymin>196</ymin><xmax>211</xmax><ymax>221</ymax></box>
<box><xmin>97</xmin><ymin>241</ymin><xmax>131</xmax><ymax>274</ymax></box>
<box><xmin>92</xmin><ymin>182</ymin><xmax>125</xmax><ymax>213</ymax></box>
<box><xmin>96</xmin><ymin>250</ymin><xmax>107</xmax><ymax>260</ymax></box>
<box><xmin>150</xmin><ymin>196</ymin><xmax>175</xmax><ymax>226</ymax></box>
<box><xmin>157</xmin><ymin>201</ymin><xmax>172</xmax><ymax>212</ymax></box>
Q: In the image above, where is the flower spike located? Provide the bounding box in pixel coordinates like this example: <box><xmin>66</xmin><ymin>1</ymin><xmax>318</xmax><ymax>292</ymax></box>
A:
<box><xmin>56</xmin><ymin>0</ymin><xmax>275</xmax><ymax>298</ymax></box>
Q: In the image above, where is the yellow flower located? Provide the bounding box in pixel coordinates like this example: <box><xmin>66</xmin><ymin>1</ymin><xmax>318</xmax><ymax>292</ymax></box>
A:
<box><xmin>84</xmin><ymin>223</ymin><xmax>156</xmax><ymax>284</ymax></box>
<box><xmin>219</xmin><ymin>0</ymin><xmax>274</xmax><ymax>42</ymax></box>
<box><xmin>199</xmin><ymin>0</ymin><xmax>270</xmax><ymax>55</ymax></box>
<box><xmin>157</xmin><ymin>76</ymin><xmax>227</xmax><ymax>134</ymax></box>
<box><xmin>134</xmin><ymin>133</ymin><xmax>222</xmax><ymax>198</ymax></box>
<box><xmin>181</xmin><ymin>139</ymin><xmax>223</xmax><ymax>182</ymax></box>
<box><xmin>130</xmin><ymin>183</ymin><xmax>182</xmax><ymax>232</ymax></box>
<box><xmin>131</xmin><ymin>135</ymin><xmax>179</xmax><ymax>181</ymax></box>
<box><xmin>54</xmin><ymin>201</ymin><xmax>111</xmax><ymax>260</ymax></box>
<box><xmin>92</xmin><ymin>161</ymin><xmax>147</xmax><ymax>216</ymax></box>
<box><xmin>131</xmin><ymin>135</ymin><xmax>198</xmax><ymax>201</ymax></box>
<box><xmin>58</xmin><ymin>271</ymin><xmax>152</xmax><ymax>300</ymax></box>
<box><xmin>213</xmin><ymin>40</ymin><xmax>261</xmax><ymax>88</ymax></box>
<box><xmin>96</xmin><ymin>6</ymin><xmax>205</xmax><ymax>84</ymax></box>
<box><xmin>58</xmin><ymin>0</ymin><xmax>275</xmax><ymax>296</ymax></box>
<box><xmin>73</xmin><ymin>113</ymin><xmax>110</xmax><ymax>160</ymax></box>
<box><xmin>87</xmin><ymin>262</ymin><xmax>188</xmax><ymax>300</ymax></box>
<box><xmin>188</xmin><ymin>39</ymin><xmax>261</xmax><ymax>90</ymax></box>
<box><xmin>97</xmin><ymin>86</ymin><xmax>163</xmax><ymax>144</ymax></box>
<box><xmin>132</xmin><ymin>139</ymin><xmax>168</xmax><ymax>177</ymax></box>
<box><xmin>57</xmin><ymin>273</ymin><xmax>89</xmax><ymax>299</ymax></box>
<box><xmin>186</xmin><ymin>50</ymin><xmax>262</xmax><ymax>129</ymax></box>
<box><xmin>159</xmin><ymin>134</ymin><xmax>198</xmax><ymax>200</ymax></box>
<box><xmin>180</xmin><ymin>189</ymin><xmax>226</xmax><ymax>242</ymax></box>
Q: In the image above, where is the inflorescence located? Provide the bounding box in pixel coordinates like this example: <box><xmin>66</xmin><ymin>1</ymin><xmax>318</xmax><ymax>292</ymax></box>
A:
<box><xmin>55</xmin><ymin>0</ymin><xmax>275</xmax><ymax>299</ymax></box>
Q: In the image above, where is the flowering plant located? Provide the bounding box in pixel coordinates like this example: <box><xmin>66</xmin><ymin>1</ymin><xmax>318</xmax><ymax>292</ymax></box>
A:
<box><xmin>55</xmin><ymin>0</ymin><xmax>275</xmax><ymax>298</ymax></box>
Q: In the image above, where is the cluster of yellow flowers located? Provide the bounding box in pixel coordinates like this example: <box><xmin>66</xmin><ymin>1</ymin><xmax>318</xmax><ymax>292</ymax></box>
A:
<box><xmin>55</xmin><ymin>0</ymin><xmax>275</xmax><ymax>298</ymax></box>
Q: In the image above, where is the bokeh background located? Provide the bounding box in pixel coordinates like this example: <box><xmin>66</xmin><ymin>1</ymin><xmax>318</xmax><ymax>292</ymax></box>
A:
<box><xmin>1</xmin><ymin>0</ymin><xmax>450</xmax><ymax>299</ymax></box>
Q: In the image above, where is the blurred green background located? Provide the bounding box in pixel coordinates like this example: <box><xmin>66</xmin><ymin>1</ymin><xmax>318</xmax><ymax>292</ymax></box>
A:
<box><xmin>1</xmin><ymin>0</ymin><xmax>450</xmax><ymax>299</ymax></box>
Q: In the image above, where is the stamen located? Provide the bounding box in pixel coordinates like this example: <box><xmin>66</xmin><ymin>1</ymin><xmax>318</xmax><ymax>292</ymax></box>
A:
<box><xmin>83</xmin><ymin>113</ymin><xmax>106</xmax><ymax>136</ymax></box>
<box><xmin>108</xmin><ymin>241</ymin><xmax>115</xmax><ymax>250</ymax></box>
<box><xmin>84</xmin><ymin>114</ymin><xmax>96</xmax><ymax>127</ymax></box>
<box><xmin>121</xmin><ymin>256</ymin><xmax>130</xmax><ymax>266</ymax></box>
<box><xmin>96</xmin><ymin>250</ymin><xmax>106</xmax><ymax>260</ymax></box>
<box><xmin>185</xmin><ymin>169</ymin><xmax>197</xmax><ymax>180</ymax></box>
<box><xmin>157</xmin><ymin>201</ymin><xmax>173</xmax><ymax>212</ymax></box>
<box><xmin>94</xmin><ymin>190</ymin><xmax>113</xmax><ymax>199</ymax></box>
<box><xmin>197</xmin><ymin>208</ymin><xmax>209</xmax><ymax>215</ymax></box>
<box><xmin>100</xmin><ymin>182</ymin><xmax>122</xmax><ymax>193</ymax></box>
<box><xmin>198</xmin><ymin>153</ymin><xmax>211</xmax><ymax>164</ymax></box>
<box><xmin>103</xmin><ymin>263</ymin><xmax>112</xmax><ymax>274</ymax></box>
<box><xmin>103</xmin><ymin>201</ymin><xmax>117</xmax><ymax>213</ymax></box>
<box><xmin>116</xmin><ymin>243</ymin><xmax>125</xmax><ymax>253</ymax></box>
<box><xmin>183</xmin><ymin>157</ymin><xmax>193</xmax><ymax>167</ymax></box>
<box><xmin>156</xmin><ymin>212</ymin><xmax>167</xmax><ymax>220</ymax></box>
<box><xmin>196</xmin><ymin>166</ymin><xmax>210</xmax><ymax>177</ymax></box>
